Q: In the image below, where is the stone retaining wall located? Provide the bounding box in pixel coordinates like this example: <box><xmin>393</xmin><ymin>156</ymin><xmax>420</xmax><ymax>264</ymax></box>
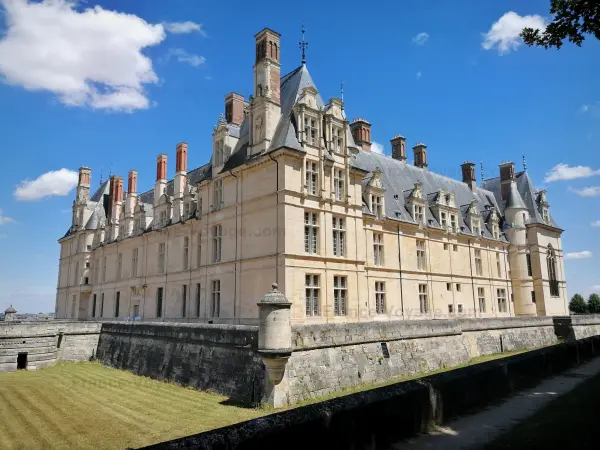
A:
<box><xmin>95</xmin><ymin>322</ymin><xmax>264</xmax><ymax>405</ymax></box>
<box><xmin>0</xmin><ymin>321</ymin><xmax>102</xmax><ymax>371</ymax></box>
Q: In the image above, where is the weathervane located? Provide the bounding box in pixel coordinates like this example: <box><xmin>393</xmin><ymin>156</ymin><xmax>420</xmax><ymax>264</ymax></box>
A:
<box><xmin>523</xmin><ymin>155</ymin><xmax>527</xmax><ymax>171</ymax></box>
<box><xmin>99</xmin><ymin>165</ymin><xmax>103</xmax><ymax>186</ymax></box>
<box><xmin>299</xmin><ymin>24</ymin><xmax>308</xmax><ymax>64</ymax></box>
<box><xmin>480</xmin><ymin>162</ymin><xmax>484</xmax><ymax>181</ymax></box>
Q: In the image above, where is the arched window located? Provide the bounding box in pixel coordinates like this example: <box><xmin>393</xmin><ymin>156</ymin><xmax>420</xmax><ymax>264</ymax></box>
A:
<box><xmin>547</xmin><ymin>245</ymin><xmax>559</xmax><ymax>297</ymax></box>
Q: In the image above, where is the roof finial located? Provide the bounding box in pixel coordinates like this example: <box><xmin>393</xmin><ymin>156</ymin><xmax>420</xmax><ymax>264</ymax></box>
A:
<box><xmin>523</xmin><ymin>155</ymin><xmax>527</xmax><ymax>172</ymax></box>
<box><xmin>299</xmin><ymin>24</ymin><xmax>308</xmax><ymax>65</ymax></box>
<box><xmin>99</xmin><ymin>165</ymin><xmax>103</xmax><ymax>186</ymax></box>
<box><xmin>341</xmin><ymin>82</ymin><xmax>344</xmax><ymax>109</ymax></box>
<box><xmin>480</xmin><ymin>162</ymin><xmax>484</xmax><ymax>181</ymax></box>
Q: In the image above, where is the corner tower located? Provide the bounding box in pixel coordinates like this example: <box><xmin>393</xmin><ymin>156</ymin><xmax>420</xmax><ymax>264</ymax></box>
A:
<box><xmin>250</xmin><ymin>28</ymin><xmax>281</xmax><ymax>155</ymax></box>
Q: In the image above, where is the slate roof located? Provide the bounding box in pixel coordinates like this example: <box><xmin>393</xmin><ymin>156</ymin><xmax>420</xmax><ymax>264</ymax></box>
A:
<box><xmin>351</xmin><ymin>149</ymin><xmax>504</xmax><ymax>239</ymax></box>
<box><xmin>481</xmin><ymin>171</ymin><xmax>560</xmax><ymax>228</ymax></box>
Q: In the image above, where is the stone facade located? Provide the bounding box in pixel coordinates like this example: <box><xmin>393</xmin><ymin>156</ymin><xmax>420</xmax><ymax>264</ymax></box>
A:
<box><xmin>55</xmin><ymin>27</ymin><xmax>568</xmax><ymax>325</ymax></box>
<box><xmin>0</xmin><ymin>321</ymin><xmax>101</xmax><ymax>371</ymax></box>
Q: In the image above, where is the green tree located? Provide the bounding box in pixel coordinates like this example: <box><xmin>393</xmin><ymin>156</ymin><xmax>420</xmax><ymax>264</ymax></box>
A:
<box><xmin>569</xmin><ymin>294</ymin><xmax>588</xmax><ymax>314</ymax></box>
<box><xmin>521</xmin><ymin>1</ymin><xmax>600</xmax><ymax>49</ymax></box>
<box><xmin>588</xmin><ymin>294</ymin><xmax>600</xmax><ymax>314</ymax></box>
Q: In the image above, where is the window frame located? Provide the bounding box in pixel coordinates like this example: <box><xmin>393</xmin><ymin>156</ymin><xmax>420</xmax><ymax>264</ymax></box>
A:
<box><xmin>333</xmin><ymin>275</ymin><xmax>347</xmax><ymax>316</ymax></box>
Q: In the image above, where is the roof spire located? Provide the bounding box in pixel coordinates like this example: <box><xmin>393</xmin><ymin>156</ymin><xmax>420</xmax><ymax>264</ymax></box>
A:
<box><xmin>523</xmin><ymin>155</ymin><xmax>527</xmax><ymax>172</ymax></box>
<box><xmin>99</xmin><ymin>165</ymin><xmax>103</xmax><ymax>186</ymax></box>
<box><xmin>480</xmin><ymin>162</ymin><xmax>484</xmax><ymax>181</ymax></box>
<box><xmin>299</xmin><ymin>24</ymin><xmax>308</xmax><ymax>65</ymax></box>
<box><xmin>341</xmin><ymin>82</ymin><xmax>344</xmax><ymax>109</ymax></box>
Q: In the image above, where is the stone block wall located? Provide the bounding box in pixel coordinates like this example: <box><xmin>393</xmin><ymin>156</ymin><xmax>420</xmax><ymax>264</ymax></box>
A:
<box><xmin>0</xmin><ymin>321</ymin><xmax>102</xmax><ymax>371</ymax></box>
<box><xmin>95</xmin><ymin>322</ymin><xmax>264</xmax><ymax>405</ymax></box>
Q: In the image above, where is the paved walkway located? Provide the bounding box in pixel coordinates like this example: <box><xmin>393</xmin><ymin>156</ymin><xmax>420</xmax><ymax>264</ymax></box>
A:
<box><xmin>393</xmin><ymin>357</ymin><xmax>600</xmax><ymax>450</ymax></box>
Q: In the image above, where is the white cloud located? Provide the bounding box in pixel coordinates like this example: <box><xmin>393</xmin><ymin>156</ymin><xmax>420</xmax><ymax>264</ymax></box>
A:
<box><xmin>371</xmin><ymin>141</ymin><xmax>384</xmax><ymax>154</ymax></box>
<box><xmin>569</xmin><ymin>186</ymin><xmax>600</xmax><ymax>197</ymax></box>
<box><xmin>0</xmin><ymin>209</ymin><xmax>15</xmax><ymax>225</ymax></box>
<box><xmin>14</xmin><ymin>168</ymin><xmax>78</xmax><ymax>201</ymax></box>
<box><xmin>416</xmin><ymin>71</ymin><xmax>422</xmax><ymax>80</ymax></box>
<box><xmin>565</xmin><ymin>251</ymin><xmax>593</xmax><ymax>260</ymax></box>
<box><xmin>412</xmin><ymin>32</ymin><xmax>429</xmax><ymax>45</ymax></box>
<box><xmin>482</xmin><ymin>11</ymin><xmax>546</xmax><ymax>55</ymax></box>
<box><xmin>545</xmin><ymin>164</ymin><xmax>600</xmax><ymax>182</ymax></box>
<box><xmin>592</xmin><ymin>285</ymin><xmax>600</xmax><ymax>291</ymax></box>
<box><xmin>167</xmin><ymin>48</ymin><xmax>205</xmax><ymax>67</ymax></box>
<box><xmin>592</xmin><ymin>220</ymin><xmax>600</xmax><ymax>227</ymax></box>
<box><xmin>0</xmin><ymin>0</ymin><xmax>166</xmax><ymax>112</ymax></box>
<box><xmin>164</xmin><ymin>21</ymin><xmax>205</xmax><ymax>36</ymax></box>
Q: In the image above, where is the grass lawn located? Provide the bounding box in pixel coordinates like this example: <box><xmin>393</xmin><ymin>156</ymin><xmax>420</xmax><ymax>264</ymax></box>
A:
<box><xmin>484</xmin><ymin>369</ymin><xmax>600</xmax><ymax>450</ymax></box>
<box><xmin>0</xmin><ymin>362</ymin><xmax>265</xmax><ymax>450</ymax></box>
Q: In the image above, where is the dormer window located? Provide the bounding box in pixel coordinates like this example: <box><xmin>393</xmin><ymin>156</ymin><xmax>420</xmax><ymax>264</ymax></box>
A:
<box><xmin>450</xmin><ymin>214</ymin><xmax>458</xmax><ymax>233</ymax></box>
<box><xmin>215</xmin><ymin>140</ymin><xmax>224</xmax><ymax>166</ymax></box>
<box><xmin>304</xmin><ymin>117</ymin><xmax>317</xmax><ymax>145</ymax></box>
<box><xmin>440</xmin><ymin>211</ymin><xmax>448</xmax><ymax>229</ymax></box>
<box><xmin>472</xmin><ymin>218</ymin><xmax>481</xmax><ymax>236</ymax></box>
<box><xmin>183</xmin><ymin>202</ymin><xmax>189</xmax><ymax>220</ymax></box>
<box><xmin>134</xmin><ymin>218</ymin><xmax>141</xmax><ymax>233</ymax></box>
<box><xmin>332</xmin><ymin>126</ymin><xmax>343</xmax><ymax>152</ymax></box>
<box><xmin>159</xmin><ymin>210</ymin><xmax>168</xmax><ymax>227</ymax></box>
<box><xmin>492</xmin><ymin>223</ymin><xmax>500</xmax><ymax>239</ymax></box>
<box><xmin>414</xmin><ymin>204</ymin><xmax>424</xmax><ymax>224</ymax></box>
<box><xmin>542</xmin><ymin>207</ymin><xmax>549</xmax><ymax>223</ymax></box>
<box><xmin>371</xmin><ymin>194</ymin><xmax>383</xmax><ymax>219</ymax></box>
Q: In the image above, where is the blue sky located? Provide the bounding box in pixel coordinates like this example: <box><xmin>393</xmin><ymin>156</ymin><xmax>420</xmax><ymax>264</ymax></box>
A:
<box><xmin>0</xmin><ymin>0</ymin><xmax>599</xmax><ymax>313</ymax></box>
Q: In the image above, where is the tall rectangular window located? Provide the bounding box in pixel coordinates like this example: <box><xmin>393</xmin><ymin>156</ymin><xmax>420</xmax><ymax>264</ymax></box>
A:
<box><xmin>215</xmin><ymin>140</ymin><xmax>224</xmax><ymax>166</ymax></box>
<box><xmin>332</xmin><ymin>126</ymin><xmax>343</xmax><ymax>152</ymax></box>
<box><xmin>333</xmin><ymin>276</ymin><xmax>347</xmax><ymax>316</ymax></box>
<box><xmin>497</xmin><ymin>288</ymin><xmax>507</xmax><ymax>313</ymax></box>
<box><xmin>472</xmin><ymin>219</ymin><xmax>481</xmax><ymax>236</ymax></box>
<box><xmin>333</xmin><ymin>168</ymin><xmax>344</xmax><ymax>201</ymax></box>
<box><xmin>115</xmin><ymin>291</ymin><xmax>120</xmax><ymax>317</ymax></box>
<box><xmin>132</xmin><ymin>248</ymin><xmax>138</xmax><ymax>278</ymax></box>
<box><xmin>526</xmin><ymin>253</ymin><xmax>532</xmax><ymax>277</ymax></box>
<box><xmin>493</xmin><ymin>224</ymin><xmax>499</xmax><ymax>239</ymax></box>
<box><xmin>195</xmin><ymin>283</ymin><xmax>201</xmax><ymax>317</ymax></box>
<box><xmin>158</xmin><ymin>243</ymin><xmax>165</xmax><ymax>274</ymax></box>
<box><xmin>212</xmin><ymin>225</ymin><xmax>222</xmax><ymax>263</ymax></box>
<box><xmin>497</xmin><ymin>253</ymin><xmax>502</xmax><ymax>278</ymax></box>
<box><xmin>475</xmin><ymin>249</ymin><xmax>483</xmax><ymax>276</ymax></box>
<box><xmin>450</xmin><ymin>214</ymin><xmax>458</xmax><ymax>233</ymax></box>
<box><xmin>371</xmin><ymin>195</ymin><xmax>383</xmax><ymax>219</ymax></box>
<box><xmin>183</xmin><ymin>237</ymin><xmax>189</xmax><ymax>270</ymax></box>
<box><xmin>373</xmin><ymin>233</ymin><xmax>384</xmax><ymax>266</ymax></box>
<box><xmin>305</xmin><ymin>274</ymin><xmax>320</xmax><ymax>316</ymax></box>
<box><xmin>419</xmin><ymin>284</ymin><xmax>429</xmax><ymax>313</ymax></box>
<box><xmin>416</xmin><ymin>240</ymin><xmax>427</xmax><ymax>271</ymax></box>
<box><xmin>304</xmin><ymin>117</ymin><xmax>317</xmax><ymax>145</ymax></box>
<box><xmin>134</xmin><ymin>218</ymin><xmax>141</xmax><ymax>233</ymax></box>
<box><xmin>440</xmin><ymin>212</ymin><xmax>448</xmax><ymax>229</ymax></box>
<box><xmin>332</xmin><ymin>217</ymin><xmax>345</xmax><ymax>257</ymax></box>
<box><xmin>531</xmin><ymin>290</ymin><xmax>536</xmax><ymax>304</ymax></box>
<box><xmin>196</xmin><ymin>233</ymin><xmax>202</xmax><ymax>268</ymax></box>
<box><xmin>414</xmin><ymin>204</ymin><xmax>424</xmax><ymax>224</ymax></box>
<box><xmin>213</xmin><ymin>179</ymin><xmax>223</xmax><ymax>210</ymax></box>
<box><xmin>159</xmin><ymin>210</ymin><xmax>168</xmax><ymax>227</ymax></box>
<box><xmin>375</xmin><ymin>281</ymin><xmax>385</xmax><ymax>314</ymax></box>
<box><xmin>478</xmin><ymin>287</ymin><xmax>486</xmax><ymax>313</ymax></box>
<box><xmin>305</xmin><ymin>160</ymin><xmax>318</xmax><ymax>195</ymax></box>
<box><xmin>100</xmin><ymin>293</ymin><xmax>104</xmax><ymax>317</ymax></box>
<box><xmin>304</xmin><ymin>212</ymin><xmax>318</xmax><ymax>254</ymax></box>
<box><xmin>156</xmin><ymin>287</ymin><xmax>163</xmax><ymax>318</ymax></box>
<box><xmin>211</xmin><ymin>280</ymin><xmax>221</xmax><ymax>317</ymax></box>
<box><xmin>92</xmin><ymin>294</ymin><xmax>97</xmax><ymax>318</ymax></box>
<box><xmin>182</xmin><ymin>284</ymin><xmax>187</xmax><ymax>317</ymax></box>
<box><xmin>116</xmin><ymin>253</ymin><xmax>122</xmax><ymax>281</ymax></box>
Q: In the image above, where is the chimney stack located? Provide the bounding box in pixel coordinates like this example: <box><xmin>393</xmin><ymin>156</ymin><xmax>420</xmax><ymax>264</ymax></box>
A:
<box><xmin>350</xmin><ymin>118</ymin><xmax>372</xmax><ymax>152</ymax></box>
<box><xmin>125</xmin><ymin>170</ymin><xmax>137</xmax><ymax>236</ymax></box>
<box><xmin>154</xmin><ymin>154</ymin><xmax>168</xmax><ymax>207</ymax></box>
<box><xmin>390</xmin><ymin>135</ymin><xmax>407</xmax><ymax>162</ymax></box>
<box><xmin>225</xmin><ymin>93</ymin><xmax>246</xmax><ymax>126</ymax></box>
<box><xmin>109</xmin><ymin>175</ymin><xmax>124</xmax><ymax>239</ymax></box>
<box><xmin>173</xmin><ymin>143</ymin><xmax>188</xmax><ymax>222</ymax></box>
<box><xmin>461</xmin><ymin>161</ymin><xmax>476</xmax><ymax>192</ymax></box>
<box><xmin>127</xmin><ymin>170</ymin><xmax>138</xmax><ymax>195</ymax></box>
<box><xmin>413</xmin><ymin>143</ymin><xmax>428</xmax><ymax>169</ymax></box>
<box><xmin>499</xmin><ymin>161</ymin><xmax>515</xmax><ymax>200</ymax></box>
<box><xmin>76</xmin><ymin>166</ymin><xmax>91</xmax><ymax>202</ymax></box>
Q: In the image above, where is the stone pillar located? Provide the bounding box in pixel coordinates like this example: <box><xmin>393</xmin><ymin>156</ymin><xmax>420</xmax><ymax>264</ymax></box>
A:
<box><xmin>257</xmin><ymin>283</ymin><xmax>292</xmax><ymax>407</ymax></box>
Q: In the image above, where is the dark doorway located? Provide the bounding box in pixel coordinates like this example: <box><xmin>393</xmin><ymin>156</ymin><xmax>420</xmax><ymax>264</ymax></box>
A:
<box><xmin>17</xmin><ymin>353</ymin><xmax>27</xmax><ymax>370</ymax></box>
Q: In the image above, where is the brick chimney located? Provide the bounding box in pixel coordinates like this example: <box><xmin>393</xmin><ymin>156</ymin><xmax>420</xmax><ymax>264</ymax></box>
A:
<box><xmin>225</xmin><ymin>93</ymin><xmax>246</xmax><ymax>126</ymax></box>
<box><xmin>154</xmin><ymin>154</ymin><xmax>167</xmax><ymax>207</ymax></box>
<box><xmin>390</xmin><ymin>135</ymin><xmax>406</xmax><ymax>162</ymax></box>
<box><xmin>499</xmin><ymin>161</ymin><xmax>515</xmax><ymax>200</ymax></box>
<box><xmin>461</xmin><ymin>161</ymin><xmax>476</xmax><ymax>192</ymax></box>
<box><xmin>76</xmin><ymin>166</ymin><xmax>91</xmax><ymax>202</ymax></box>
<box><xmin>413</xmin><ymin>143</ymin><xmax>428</xmax><ymax>169</ymax></box>
<box><xmin>127</xmin><ymin>170</ymin><xmax>137</xmax><ymax>195</ymax></box>
<box><xmin>109</xmin><ymin>175</ymin><xmax>124</xmax><ymax>239</ymax></box>
<box><xmin>124</xmin><ymin>170</ymin><xmax>137</xmax><ymax>236</ymax></box>
<box><xmin>173</xmin><ymin>142</ymin><xmax>188</xmax><ymax>222</ymax></box>
<box><xmin>350</xmin><ymin>118</ymin><xmax>372</xmax><ymax>151</ymax></box>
